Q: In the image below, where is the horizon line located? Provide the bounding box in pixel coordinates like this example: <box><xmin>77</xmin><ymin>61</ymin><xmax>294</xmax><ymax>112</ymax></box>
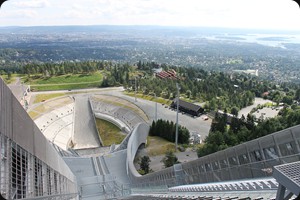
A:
<box><xmin>0</xmin><ymin>24</ymin><xmax>299</xmax><ymax>33</ymax></box>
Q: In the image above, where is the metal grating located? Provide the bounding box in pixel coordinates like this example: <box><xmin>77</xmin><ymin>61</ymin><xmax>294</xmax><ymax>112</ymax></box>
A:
<box><xmin>273</xmin><ymin>161</ymin><xmax>300</xmax><ymax>197</ymax></box>
<box><xmin>274</xmin><ymin>162</ymin><xmax>300</xmax><ymax>187</ymax></box>
<box><xmin>169</xmin><ymin>178</ymin><xmax>278</xmax><ymax>193</ymax></box>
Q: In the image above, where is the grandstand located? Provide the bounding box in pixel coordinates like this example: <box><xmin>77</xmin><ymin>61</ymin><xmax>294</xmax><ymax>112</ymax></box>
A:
<box><xmin>34</xmin><ymin>102</ymin><xmax>74</xmax><ymax>150</ymax></box>
<box><xmin>1</xmin><ymin>77</ymin><xmax>300</xmax><ymax>200</ymax></box>
<box><xmin>90</xmin><ymin>94</ymin><xmax>147</xmax><ymax>131</ymax></box>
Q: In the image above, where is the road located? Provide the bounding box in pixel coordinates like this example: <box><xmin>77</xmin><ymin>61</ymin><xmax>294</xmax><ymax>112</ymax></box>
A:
<box><xmin>31</xmin><ymin>87</ymin><xmax>212</xmax><ymax>138</ymax></box>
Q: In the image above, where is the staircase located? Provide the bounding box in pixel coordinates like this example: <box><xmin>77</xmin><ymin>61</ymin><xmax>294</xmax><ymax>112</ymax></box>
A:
<box><xmin>64</xmin><ymin>155</ymin><xmax>130</xmax><ymax>200</ymax></box>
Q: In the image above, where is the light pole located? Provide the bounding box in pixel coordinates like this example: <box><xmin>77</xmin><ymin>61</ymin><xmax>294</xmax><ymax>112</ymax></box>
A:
<box><xmin>134</xmin><ymin>76</ymin><xmax>137</xmax><ymax>102</ymax></box>
<box><xmin>175</xmin><ymin>83</ymin><xmax>180</xmax><ymax>152</ymax></box>
<box><xmin>155</xmin><ymin>93</ymin><xmax>157</xmax><ymax>121</ymax></box>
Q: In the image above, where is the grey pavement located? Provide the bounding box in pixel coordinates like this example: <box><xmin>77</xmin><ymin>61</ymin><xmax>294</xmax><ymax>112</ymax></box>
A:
<box><xmin>73</xmin><ymin>96</ymin><xmax>101</xmax><ymax>149</ymax></box>
<box><xmin>135</xmin><ymin>148</ymin><xmax>199</xmax><ymax>172</ymax></box>
<box><xmin>30</xmin><ymin>86</ymin><xmax>124</xmax><ymax>95</ymax></box>
<box><xmin>98</xmin><ymin>91</ymin><xmax>212</xmax><ymax>138</ymax></box>
<box><xmin>252</xmin><ymin>106</ymin><xmax>282</xmax><ymax>120</ymax></box>
<box><xmin>238</xmin><ymin>97</ymin><xmax>274</xmax><ymax>118</ymax></box>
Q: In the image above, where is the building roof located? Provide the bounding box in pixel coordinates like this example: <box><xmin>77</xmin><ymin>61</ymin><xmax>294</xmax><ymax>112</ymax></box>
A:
<box><xmin>173</xmin><ymin>98</ymin><xmax>203</xmax><ymax>112</ymax></box>
<box><xmin>156</xmin><ymin>70</ymin><xmax>178</xmax><ymax>80</ymax></box>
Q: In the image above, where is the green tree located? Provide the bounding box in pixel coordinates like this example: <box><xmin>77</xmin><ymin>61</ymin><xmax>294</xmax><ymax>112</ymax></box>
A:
<box><xmin>186</xmin><ymin>90</ymin><xmax>191</xmax><ymax>98</ymax></box>
<box><xmin>230</xmin><ymin>107</ymin><xmax>239</xmax><ymax>117</ymax></box>
<box><xmin>7</xmin><ymin>71</ymin><xmax>11</xmax><ymax>80</ymax></box>
<box><xmin>139</xmin><ymin>156</ymin><xmax>151</xmax><ymax>174</ymax></box>
<box><xmin>161</xmin><ymin>151</ymin><xmax>179</xmax><ymax>168</ymax></box>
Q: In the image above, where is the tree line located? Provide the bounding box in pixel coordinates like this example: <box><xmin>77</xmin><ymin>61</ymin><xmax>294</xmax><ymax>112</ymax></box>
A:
<box><xmin>125</xmin><ymin>61</ymin><xmax>257</xmax><ymax>112</ymax></box>
<box><xmin>4</xmin><ymin>59</ymin><xmax>300</xmax><ymax>112</ymax></box>
<box><xmin>22</xmin><ymin>61</ymin><xmax>108</xmax><ymax>77</ymax></box>
<box><xmin>197</xmin><ymin>106</ymin><xmax>300</xmax><ymax>157</ymax></box>
<box><xmin>149</xmin><ymin>119</ymin><xmax>190</xmax><ymax>145</ymax></box>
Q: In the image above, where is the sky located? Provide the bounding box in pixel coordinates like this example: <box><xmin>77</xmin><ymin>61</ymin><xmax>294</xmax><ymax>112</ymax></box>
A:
<box><xmin>0</xmin><ymin>0</ymin><xmax>299</xmax><ymax>30</ymax></box>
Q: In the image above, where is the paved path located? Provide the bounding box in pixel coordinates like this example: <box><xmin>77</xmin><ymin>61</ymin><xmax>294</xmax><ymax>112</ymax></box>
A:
<box><xmin>73</xmin><ymin>95</ymin><xmax>101</xmax><ymax>149</ymax></box>
<box><xmin>136</xmin><ymin>148</ymin><xmax>198</xmax><ymax>172</ymax></box>
<box><xmin>100</xmin><ymin>91</ymin><xmax>212</xmax><ymax>138</ymax></box>
<box><xmin>238</xmin><ymin>97</ymin><xmax>274</xmax><ymax>118</ymax></box>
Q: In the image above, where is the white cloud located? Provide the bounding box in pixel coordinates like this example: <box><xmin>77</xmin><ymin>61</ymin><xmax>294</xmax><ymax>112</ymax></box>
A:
<box><xmin>0</xmin><ymin>0</ymin><xmax>299</xmax><ymax>30</ymax></box>
<box><xmin>0</xmin><ymin>9</ymin><xmax>38</xmax><ymax>18</ymax></box>
<box><xmin>11</xmin><ymin>0</ymin><xmax>50</xmax><ymax>8</ymax></box>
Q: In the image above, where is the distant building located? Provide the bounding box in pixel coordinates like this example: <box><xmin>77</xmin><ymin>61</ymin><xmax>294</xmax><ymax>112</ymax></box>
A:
<box><xmin>233</xmin><ymin>69</ymin><xmax>259</xmax><ymax>76</ymax></box>
<box><xmin>262</xmin><ymin>91</ymin><xmax>269</xmax><ymax>97</ymax></box>
<box><xmin>171</xmin><ymin>98</ymin><xmax>204</xmax><ymax>117</ymax></box>
<box><xmin>152</xmin><ymin>67</ymin><xmax>163</xmax><ymax>74</ymax></box>
<box><xmin>155</xmin><ymin>69</ymin><xmax>178</xmax><ymax>80</ymax></box>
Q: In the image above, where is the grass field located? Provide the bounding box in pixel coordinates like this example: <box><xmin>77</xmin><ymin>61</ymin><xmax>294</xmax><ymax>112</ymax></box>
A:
<box><xmin>146</xmin><ymin>136</ymin><xmax>175</xmax><ymax>156</ymax></box>
<box><xmin>1</xmin><ymin>76</ymin><xmax>16</xmax><ymax>84</ymax></box>
<box><xmin>124</xmin><ymin>92</ymin><xmax>172</xmax><ymax>105</ymax></box>
<box><xmin>95</xmin><ymin>118</ymin><xmax>126</xmax><ymax>146</ymax></box>
<box><xmin>28</xmin><ymin>111</ymin><xmax>40</xmax><ymax>119</ymax></box>
<box><xmin>25</xmin><ymin>72</ymin><xmax>103</xmax><ymax>91</ymax></box>
<box><xmin>33</xmin><ymin>93</ymin><xmax>67</xmax><ymax>104</ymax></box>
<box><xmin>0</xmin><ymin>74</ymin><xmax>20</xmax><ymax>84</ymax></box>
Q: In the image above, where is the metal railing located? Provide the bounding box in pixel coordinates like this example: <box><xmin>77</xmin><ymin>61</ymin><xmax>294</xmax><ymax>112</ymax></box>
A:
<box><xmin>0</xmin><ymin>133</ymin><xmax>78</xmax><ymax>199</ymax></box>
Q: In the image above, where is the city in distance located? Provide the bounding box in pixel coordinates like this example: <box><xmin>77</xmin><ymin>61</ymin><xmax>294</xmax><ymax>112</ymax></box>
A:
<box><xmin>0</xmin><ymin>25</ymin><xmax>300</xmax><ymax>83</ymax></box>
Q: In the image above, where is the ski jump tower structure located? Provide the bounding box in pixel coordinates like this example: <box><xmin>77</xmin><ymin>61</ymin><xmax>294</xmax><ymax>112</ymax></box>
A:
<box><xmin>1</xmin><ymin>78</ymin><xmax>300</xmax><ymax>200</ymax></box>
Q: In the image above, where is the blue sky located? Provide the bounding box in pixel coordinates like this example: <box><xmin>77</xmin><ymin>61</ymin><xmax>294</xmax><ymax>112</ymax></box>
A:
<box><xmin>0</xmin><ymin>0</ymin><xmax>299</xmax><ymax>30</ymax></box>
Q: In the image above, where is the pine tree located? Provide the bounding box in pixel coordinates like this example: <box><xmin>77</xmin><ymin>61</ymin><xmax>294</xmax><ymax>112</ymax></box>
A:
<box><xmin>139</xmin><ymin>156</ymin><xmax>151</xmax><ymax>174</ymax></box>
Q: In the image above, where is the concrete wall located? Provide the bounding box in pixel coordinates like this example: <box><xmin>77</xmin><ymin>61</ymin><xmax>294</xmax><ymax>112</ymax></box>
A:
<box><xmin>130</xmin><ymin>124</ymin><xmax>300</xmax><ymax>188</ymax></box>
<box><xmin>126</xmin><ymin>123</ymin><xmax>150</xmax><ymax>180</ymax></box>
<box><xmin>0</xmin><ymin>78</ymin><xmax>77</xmax><ymax>199</ymax></box>
<box><xmin>95</xmin><ymin>112</ymin><xmax>130</xmax><ymax>134</ymax></box>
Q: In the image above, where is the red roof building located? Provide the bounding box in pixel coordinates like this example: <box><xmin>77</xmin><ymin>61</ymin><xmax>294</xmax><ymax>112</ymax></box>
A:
<box><xmin>156</xmin><ymin>69</ymin><xmax>178</xmax><ymax>80</ymax></box>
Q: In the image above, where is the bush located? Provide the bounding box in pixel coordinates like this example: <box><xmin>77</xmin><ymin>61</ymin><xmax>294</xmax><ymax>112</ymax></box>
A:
<box><xmin>149</xmin><ymin>119</ymin><xmax>190</xmax><ymax>144</ymax></box>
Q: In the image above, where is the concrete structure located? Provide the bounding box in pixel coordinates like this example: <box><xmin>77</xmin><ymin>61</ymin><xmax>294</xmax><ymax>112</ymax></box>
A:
<box><xmin>34</xmin><ymin>103</ymin><xmax>74</xmax><ymax>150</ymax></box>
<box><xmin>90</xmin><ymin>95</ymin><xmax>146</xmax><ymax>131</ymax></box>
<box><xmin>8</xmin><ymin>81</ymin><xmax>31</xmax><ymax>110</ymax></box>
<box><xmin>1</xmin><ymin>77</ymin><xmax>300</xmax><ymax>200</ymax></box>
<box><xmin>73</xmin><ymin>96</ymin><xmax>102</xmax><ymax>149</ymax></box>
<box><xmin>0</xmin><ymin>78</ymin><xmax>77</xmax><ymax>199</ymax></box>
<box><xmin>131</xmin><ymin>125</ymin><xmax>300</xmax><ymax>189</ymax></box>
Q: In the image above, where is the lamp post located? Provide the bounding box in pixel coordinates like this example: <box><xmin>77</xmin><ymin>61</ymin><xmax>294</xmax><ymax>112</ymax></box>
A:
<box><xmin>134</xmin><ymin>76</ymin><xmax>137</xmax><ymax>102</ymax></box>
<box><xmin>155</xmin><ymin>93</ymin><xmax>157</xmax><ymax>122</ymax></box>
<box><xmin>175</xmin><ymin>83</ymin><xmax>180</xmax><ymax>152</ymax></box>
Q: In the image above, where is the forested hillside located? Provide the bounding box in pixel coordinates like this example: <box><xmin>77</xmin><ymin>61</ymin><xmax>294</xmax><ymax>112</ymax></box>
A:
<box><xmin>197</xmin><ymin>105</ymin><xmax>300</xmax><ymax>157</ymax></box>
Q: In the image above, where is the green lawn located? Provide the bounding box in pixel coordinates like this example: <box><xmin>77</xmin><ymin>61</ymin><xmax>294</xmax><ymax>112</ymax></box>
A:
<box><xmin>146</xmin><ymin>136</ymin><xmax>175</xmax><ymax>156</ymax></box>
<box><xmin>124</xmin><ymin>92</ymin><xmax>172</xmax><ymax>105</ymax></box>
<box><xmin>33</xmin><ymin>93</ymin><xmax>67</xmax><ymax>104</ymax></box>
<box><xmin>25</xmin><ymin>72</ymin><xmax>103</xmax><ymax>91</ymax></box>
<box><xmin>1</xmin><ymin>74</ymin><xmax>19</xmax><ymax>84</ymax></box>
<box><xmin>30</xmin><ymin>82</ymin><xmax>101</xmax><ymax>91</ymax></box>
<box><xmin>95</xmin><ymin>118</ymin><xmax>126</xmax><ymax>146</ymax></box>
<box><xmin>28</xmin><ymin>111</ymin><xmax>40</xmax><ymax>119</ymax></box>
